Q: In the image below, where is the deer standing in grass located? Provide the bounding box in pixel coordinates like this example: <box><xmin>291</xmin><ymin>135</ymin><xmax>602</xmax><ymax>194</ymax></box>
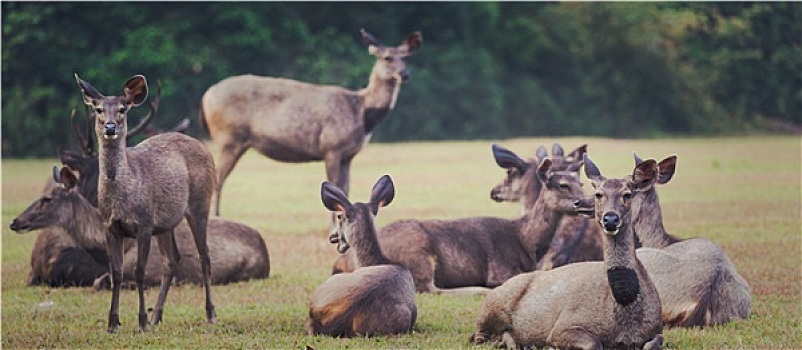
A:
<box><xmin>575</xmin><ymin>154</ymin><xmax>752</xmax><ymax>327</ymax></box>
<box><xmin>332</xmin><ymin>148</ymin><xmax>586</xmax><ymax>295</ymax></box>
<box><xmin>308</xmin><ymin>175</ymin><xmax>417</xmax><ymax>337</ymax></box>
<box><xmin>200</xmin><ymin>29</ymin><xmax>422</xmax><ymax>215</ymax></box>
<box><xmin>75</xmin><ymin>74</ymin><xmax>216</xmax><ymax>333</ymax></box>
<box><xmin>490</xmin><ymin>143</ymin><xmax>603</xmax><ymax>270</ymax></box>
<box><xmin>472</xmin><ymin>155</ymin><xmax>663</xmax><ymax>350</ymax></box>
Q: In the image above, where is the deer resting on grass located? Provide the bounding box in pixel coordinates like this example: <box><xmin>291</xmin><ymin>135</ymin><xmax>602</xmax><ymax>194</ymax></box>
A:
<box><xmin>75</xmin><ymin>74</ymin><xmax>216</xmax><ymax>333</ymax></box>
<box><xmin>11</xmin><ymin>167</ymin><xmax>270</xmax><ymax>290</ymax></box>
<box><xmin>332</xmin><ymin>151</ymin><xmax>585</xmax><ymax>295</ymax></box>
<box><xmin>490</xmin><ymin>143</ymin><xmax>603</xmax><ymax>270</ymax></box>
<box><xmin>574</xmin><ymin>154</ymin><xmax>752</xmax><ymax>327</ymax></box>
<box><xmin>471</xmin><ymin>155</ymin><xmax>664</xmax><ymax>350</ymax></box>
<box><xmin>200</xmin><ymin>29</ymin><xmax>422</xmax><ymax>215</ymax></box>
<box><xmin>307</xmin><ymin>175</ymin><xmax>417</xmax><ymax>337</ymax></box>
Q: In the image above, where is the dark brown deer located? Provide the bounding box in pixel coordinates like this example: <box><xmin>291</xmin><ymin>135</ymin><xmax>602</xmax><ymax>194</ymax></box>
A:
<box><xmin>471</xmin><ymin>155</ymin><xmax>663</xmax><ymax>350</ymax></box>
<box><xmin>332</xmin><ymin>153</ymin><xmax>584</xmax><ymax>295</ymax></box>
<box><xmin>575</xmin><ymin>154</ymin><xmax>752</xmax><ymax>327</ymax></box>
<box><xmin>75</xmin><ymin>74</ymin><xmax>216</xmax><ymax>333</ymax></box>
<box><xmin>308</xmin><ymin>175</ymin><xmax>417</xmax><ymax>337</ymax></box>
<box><xmin>11</xmin><ymin>167</ymin><xmax>270</xmax><ymax>290</ymax></box>
<box><xmin>489</xmin><ymin>143</ymin><xmax>604</xmax><ymax>270</ymax></box>
<box><xmin>200</xmin><ymin>29</ymin><xmax>422</xmax><ymax>215</ymax></box>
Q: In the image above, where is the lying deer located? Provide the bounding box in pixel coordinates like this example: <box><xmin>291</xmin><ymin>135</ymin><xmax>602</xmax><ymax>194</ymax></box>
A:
<box><xmin>200</xmin><ymin>28</ymin><xmax>422</xmax><ymax>215</ymax></box>
<box><xmin>75</xmin><ymin>74</ymin><xmax>216</xmax><ymax>333</ymax></box>
<box><xmin>332</xmin><ymin>153</ymin><xmax>583</xmax><ymax>295</ymax></box>
<box><xmin>471</xmin><ymin>155</ymin><xmax>664</xmax><ymax>350</ymax></box>
<box><xmin>575</xmin><ymin>154</ymin><xmax>752</xmax><ymax>327</ymax></box>
<box><xmin>307</xmin><ymin>175</ymin><xmax>417</xmax><ymax>337</ymax></box>
<box><xmin>490</xmin><ymin>143</ymin><xmax>603</xmax><ymax>270</ymax></box>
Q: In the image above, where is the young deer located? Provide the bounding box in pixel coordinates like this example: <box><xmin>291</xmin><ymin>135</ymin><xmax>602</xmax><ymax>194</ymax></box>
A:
<box><xmin>490</xmin><ymin>143</ymin><xmax>603</xmax><ymax>270</ymax></box>
<box><xmin>332</xmin><ymin>153</ymin><xmax>583</xmax><ymax>295</ymax></box>
<box><xmin>308</xmin><ymin>175</ymin><xmax>417</xmax><ymax>337</ymax></box>
<box><xmin>75</xmin><ymin>74</ymin><xmax>216</xmax><ymax>333</ymax></box>
<box><xmin>10</xmin><ymin>167</ymin><xmax>270</xmax><ymax>290</ymax></box>
<box><xmin>576</xmin><ymin>154</ymin><xmax>752</xmax><ymax>327</ymax></box>
<box><xmin>200</xmin><ymin>29</ymin><xmax>422</xmax><ymax>215</ymax></box>
<box><xmin>472</xmin><ymin>155</ymin><xmax>663</xmax><ymax>350</ymax></box>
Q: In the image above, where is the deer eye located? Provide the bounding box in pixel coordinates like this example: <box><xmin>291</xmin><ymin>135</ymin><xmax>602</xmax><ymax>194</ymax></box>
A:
<box><xmin>558</xmin><ymin>183</ymin><xmax>570</xmax><ymax>191</ymax></box>
<box><xmin>595</xmin><ymin>193</ymin><xmax>603</xmax><ymax>200</ymax></box>
<box><xmin>94</xmin><ymin>107</ymin><xmax>103</xmax><ymax>114</ymax></box>
<box><xmin>383</xmin><ymin>56</ymin><xmax>393</xmax><ymax>62</ymax></box>
<box><xmin>118</xmin><ymin>107</ymin><xmax>126</xmax><ymax>114</ymax></box>
<box><xmin>622</xmin><ymin>193</ymin><xmax>633</xmax><ymax>201</ymax></box>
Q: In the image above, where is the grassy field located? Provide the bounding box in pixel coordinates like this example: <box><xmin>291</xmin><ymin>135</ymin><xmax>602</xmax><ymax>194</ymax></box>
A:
<box><xmin>2</xmin><ymin>136</ymin><xmax>800</xmax><ymax>349</ymax></box>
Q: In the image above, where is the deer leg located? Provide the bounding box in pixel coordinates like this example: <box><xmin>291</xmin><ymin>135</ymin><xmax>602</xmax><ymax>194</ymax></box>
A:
<box><xmin>151</xmin><ymin>231</ymin><xmax>178</xmax><ymax>326</ymax></box>
<box><xmin>106</xmin><ymin>231</ymin><xmax>124</xmax><ymax>333</ymax></box>
<box><xmin>213</xmin><ymin>142</ymin><xmax>248</xmax><ymax>216</ymax></box>
<box><xmin>186</xmin><ymin>214</ymin><xmax>216</xmax><ymax>324</ymax></box>
<box><xmin>135</xmin><ymin>231</ymin><xmax>153</xmax><ymax>332</ymax></box>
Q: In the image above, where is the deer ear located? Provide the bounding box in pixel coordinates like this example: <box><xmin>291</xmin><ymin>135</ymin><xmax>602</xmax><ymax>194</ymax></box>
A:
<box><xmin>399</xmin><ymin>31</ymin><xmax>422</xmax><ymax>54</ymax></box>
<box><xmin>657</xmin><ymin>155</ymin><xmax>677</xmax><ymax>185</ymax></box>
<box><xmin>537</xmin><ymin>158</ymin><xmax>553</xmax><ymax>184</ymax></box>
<box><xmin>535</xmin><ymin>145</ymin><xmax>548</xmax><ymax>162</ymax></box>
<box><xmin>58</xmin><ymin>166</ymin><xmax>78</xmax><ymax>190</ymax></box>
<box><xmin>122</xmin><ymin>75</ymin><xmax>148</xmax><ymax>107</ymax></box>
<box><xmin>552</xmin><ymin>143</ymin><xmax>565</xmax><ymax>157</ymax></box>
<box><xmin>565</xmin><ymin>144</ymin><xmax>587</xmax><ymax>164</ymax></box>
<box><xmin>75</xmin><ymin>73</ymin><xmax>104</xmax><ymax>106</ymax></box>
<box><xmin>633</xmin><ymin>152</ymin><xmax>645</xmax><ymax>166</ymax></box>
<box><xmin>631</xmin><ymin>159</ymin><xmax>658</xmax><ymax>192</ymax></box>
<box><xmin>369</xmin><ymin>175</ymin><xmax>395</xmax><ymax>214</ymax></box>
<box><xmin>492</xmin><ymin>144</ymin><xmax>529</xmax><ymax>173</ymax></box>
<box><xmin>321</xmin><ymin>181</ymin><xmax>352</xmax><ymax>213</ymax></box>
<box><xmin>583</xmin><ymin>154</ymin><xmax>604</xmax><ymax>188</ymax></box>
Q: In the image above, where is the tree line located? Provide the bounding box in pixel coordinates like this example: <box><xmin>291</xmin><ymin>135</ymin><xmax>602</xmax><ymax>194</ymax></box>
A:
<box><xmin>2</xmin><ymin>2</ymin><xmax>800</xmax><ymax>157</ymax></box>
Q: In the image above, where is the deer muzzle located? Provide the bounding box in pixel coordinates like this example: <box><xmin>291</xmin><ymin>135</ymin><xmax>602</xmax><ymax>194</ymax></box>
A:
<box><xmin>602</xmin><ymin>212</ymin><xmax>622</xmax><ymax>235</ymax></box>
<box><xmin>9</xmin><ymin>218</ymin><xmax>29</xmax><ymax>233</ymax></box>
<box><xmin>103</xmin><ymin>122</ymin><xmax>120</xmax><ymax>140</ymax></box>
<box><xmin>573</xmin><ymin>198</ymin><xmax>594</xmax><ymax>217</ymax></box>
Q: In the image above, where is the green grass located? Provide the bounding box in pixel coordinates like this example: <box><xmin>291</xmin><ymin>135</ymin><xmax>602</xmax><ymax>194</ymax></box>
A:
<box><xmin>2</xmin><ymin>136</ymin><xmax>800</xmax><ymax>348</ymax></box>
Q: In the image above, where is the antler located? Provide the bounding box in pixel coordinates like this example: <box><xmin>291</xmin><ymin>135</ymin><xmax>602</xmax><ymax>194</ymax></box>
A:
<box><xmin>127</xmin><ymin>79</ymin><xmax>161</xmax><ymax>138</ymax></box>
<box><xmin>70</xmin><ymin>107</ymin><xmax>94</xmax><ymax>155</ymax></box>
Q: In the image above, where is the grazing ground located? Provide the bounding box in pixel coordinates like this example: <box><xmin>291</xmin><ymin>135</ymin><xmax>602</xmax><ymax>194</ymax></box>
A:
<box><xmin>2</xmin><ymin>136</ymin><xmax>800</xmax><ymax>349</ymax></box>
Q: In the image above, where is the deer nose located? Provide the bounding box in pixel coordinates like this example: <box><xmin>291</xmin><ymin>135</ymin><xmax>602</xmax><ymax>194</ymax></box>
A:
<box><xmin>103</xmin><ymin>122</ymin><xmax>118</xmax><ymax>137</ymax></box>
<box><xmin>9</xmin><ymin>218</ymin><xmax>19</xmax><ymax>231</ymax></box>
<box><xmin>602</xmin><ymin>212</ymin><xmax>621</xmax><ymax>232</ymax></box>
<box><xmin>490</xmin><ymin>188</ymin><xmax>503</xmax><ymax>202</ymax></box>
<box><xmin>398</xmin><ymin>69</ymin><xmax>410</xmax><ymax>81</ymax></box>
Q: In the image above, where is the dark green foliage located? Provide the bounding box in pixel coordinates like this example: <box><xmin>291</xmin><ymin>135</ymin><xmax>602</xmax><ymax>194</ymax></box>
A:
<box><xmin>3</xmin><ymin>2</ymin><xmax>799</xmax><ymax>157</ymax></box>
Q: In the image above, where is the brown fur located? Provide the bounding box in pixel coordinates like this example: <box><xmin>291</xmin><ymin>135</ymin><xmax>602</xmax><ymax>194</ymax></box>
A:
<box><xmin>471</xmin><ymin>156</ymin><xmax>663</xmax><ymax>350</ymax></box>
<box><xmin>631</xmin><ymin>155</ymin><xmax>752</xmax><ymax>327</ymax></box>
<box><xmin>489</xmin><ymin>143</ymin><xmax>604</xmax><ymax>270</ymax></box>
<box><xmin>75</xmin><ymin>74</ymin><xmax>216</xmax><ymax>333</ymax></box>
<box><xmin>308</xmin><ymin>176</ymin><xmax>417</xmax><ymax>337</ymax></box>
<box><xmin>200</xmin><ymin>29</ymin><xmax>422</xmax><ymax>215</ymax></box>
<box><xmin>333</xmin><ymin>156</ymin><xmax>585</xmax><ymax>295</ymax></box>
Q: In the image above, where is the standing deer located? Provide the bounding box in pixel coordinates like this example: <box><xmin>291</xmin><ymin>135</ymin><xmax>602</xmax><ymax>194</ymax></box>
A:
<box><xmin>308</xmin><ymin>175</ymin><xmax>417</xmax><ymax>337</ymax></box>
<box><xmin>200</xmin><ymin>28</ymin><xmax>422</xmax><ymax>215</ymax></box>
<box><xmin>471</xmin><ymin>155</ymin><xmax>664</xmax><ymax>350</ymax></box>
<box><xmin>489</xmin><ymin>143</ymin><xmax>603</xmax><ymax>270</ymax></box>
<box><xmin>75</xmin><ymin>74</ymin><xmax>216</xmax><ymax>333</ymax></box>
<box><xmin>332</xmin><ymin>151</ymin><xmax>584</xmax><ymax>295</ymax></box>
<box><xmin>575</xmin><ymin>154</ymin><xmax>752</xmax><ymax>327</ymax></box>
<box><xmin>10</xmin><ymin>167</ymin><xmax>270</xmax><ymax>290</ymax></box>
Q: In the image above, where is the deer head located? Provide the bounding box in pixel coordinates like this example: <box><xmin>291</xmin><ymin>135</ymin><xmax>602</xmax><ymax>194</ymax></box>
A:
<box><xmin>10</xmin><ymin>167</ymin><xmax>82</xmax><ymax>233</ymax></box>
<box><xmin>362</xmin><ymin>28</ymin><xmax>422</xmax><ymax>84</ymax></box>
<box><xmin>75</xmin><ymin>74</ymin><xmax>148</xmax><ymax>142</ymax></box>
<box><xmin>321</xmin><ymin>175</ymin><xmax>395</xmax><ymax>254</ymax></box>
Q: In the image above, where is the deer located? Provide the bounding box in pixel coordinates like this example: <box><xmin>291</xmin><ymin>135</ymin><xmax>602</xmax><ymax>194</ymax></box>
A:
<box><xmin>26</xmin><ymin>90</ymin><xmax>165</xmax><ymax>288</ymax></box>
<box><xmin>11</xmin><ymin>166</ymin><xmax>270</xmax><ymax>290</ymax></box>
<box><xmin>200</xmin><ymin>28</ymin><xmax>422</xmax><ymax>216</ymax></box>
<box><xmin>490</xmin><ymin>143</ymin><xmax>604</xmax><ymax>270</ymax></box>
<box><xmin>74</xmin><ymin>74</ymin><xmax>216</xmax><ymax>333</ymax></box>
<box><xmin>307</xmin><ymin>175</ymin><xmax>417</xmax><ymax>337</ymax></box>
<box><xmin>471</xmin><ymin>155</ymin><xmax>664</xmax><ymax>350</ymax></box>
<box><xmin>574</xmin><ymin>154</ymin><xmax>752</xmax><ymax>327</ymax></box>
<box><xmin>331</xmin><ymin>150</ymin><xmax>585</xmax><ymax>295</ymax></box>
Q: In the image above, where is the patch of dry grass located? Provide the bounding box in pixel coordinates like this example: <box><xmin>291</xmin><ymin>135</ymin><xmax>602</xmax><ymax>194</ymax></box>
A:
<box><xmin>2</xmin><ymin>136</ymin><xmax>800</xmax><ymax>348</ymax></box>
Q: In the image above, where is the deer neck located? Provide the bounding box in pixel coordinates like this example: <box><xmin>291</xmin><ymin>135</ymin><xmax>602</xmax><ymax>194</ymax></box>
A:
<box><xmin>350</xmin><ymin>206</ymin><xmax>391</xmax><ymax>268</ymax></box>
<box><xmin>62</xmin><ymin>194</ymin><xmax>108</xmax><ymax>251</ymax></box>
<box><xmin>519</xmin><ymin>193</ymin><xmax>563</xmax><ymax>262</ymax></box>
<box><xmin>360</xmin><ymin>68</ymin><xmax>400</xmax><ymax>134</ymax></box>
<box><xmin>632</xmin><ymin>188</ymin><xmax>681</xmax><ymax>249</ymax></box>
<box><xmin>97</xmin><ymin>137</ymin><xmax>129</xmax><ymax>184</ymax></box>
<box><xmin>601</xmin><ymin>217</ymin><xmax>643</xmax><ymax>306</ymax></box>
<box><xmin>521</xmin><ymin>173</ymin><xmax>543</xmax><ymax>212</ymax></box>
